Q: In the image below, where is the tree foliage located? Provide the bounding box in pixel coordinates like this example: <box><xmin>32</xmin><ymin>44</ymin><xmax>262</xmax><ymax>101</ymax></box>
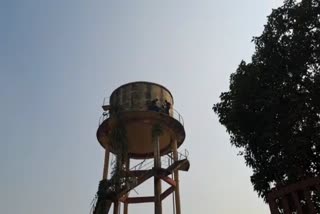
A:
<box><xmin>213</xmin><ymin>0</ymin><xmax>320</xmax><ymax>200</ymax></box>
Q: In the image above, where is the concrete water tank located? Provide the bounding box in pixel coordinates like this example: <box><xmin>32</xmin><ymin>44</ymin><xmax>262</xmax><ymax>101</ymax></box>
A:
<box><xmin>97</xmin><ymin>81</ymin><xmax>185</xmax><ymax>159</ymax></box>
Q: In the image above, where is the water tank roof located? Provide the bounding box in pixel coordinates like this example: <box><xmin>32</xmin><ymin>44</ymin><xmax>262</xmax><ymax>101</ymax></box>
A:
<box><xmin>110</xmin><ymin>81</ymin><xmax>174</xmax><ymax>104</ymax></box>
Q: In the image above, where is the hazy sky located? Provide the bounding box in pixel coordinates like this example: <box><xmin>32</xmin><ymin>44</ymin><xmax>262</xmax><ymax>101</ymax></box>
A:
<box><xmin>2</xmin><ymin>1</ymin><xmax>283</xmax><ymax>213</ymax></box>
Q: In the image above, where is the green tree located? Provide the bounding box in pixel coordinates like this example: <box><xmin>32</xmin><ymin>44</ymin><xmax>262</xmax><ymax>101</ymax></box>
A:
<box><xmin>213</xmin><ymin>0</ymin><xmax>320</xmax><ymax>200</ymax></box>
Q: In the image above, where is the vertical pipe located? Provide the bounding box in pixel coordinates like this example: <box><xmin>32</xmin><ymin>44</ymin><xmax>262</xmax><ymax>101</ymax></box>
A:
<box><xmin>123</xmin><ymin>158</ymin><xmax>130</xmax><ymax>214</ymax></box>
<box><xmin>93</xmin><ymin>148</ymin><xmax>111</xmax><ymax>214</ymax></box>
<box><xmin>112</xmin><ymin>151</ymin><xmax>120</xmax><ymax>214</ymax></box>
<box><xmin>153</xmin><ymin>135</ymin><xmax>162</xmax><ymax>214</ymax></box>
<box><xmin>103</xmin><ymin>147</ymin><xmax>110</xmax><ymax>180</ymax></box>
<box><xmin>171</xmin><ymin>139</ymin><xmax>181</xmax><ymax>214</ymax></box>
<box><xmin>171</xmin><ymin>153</ymin><xmax>176</xmax><ymax>214</ymax></box>
<box><xmin>113</xmin><ymin>201</ymin><xmax>119</xmax><ymax>214</ymax></box>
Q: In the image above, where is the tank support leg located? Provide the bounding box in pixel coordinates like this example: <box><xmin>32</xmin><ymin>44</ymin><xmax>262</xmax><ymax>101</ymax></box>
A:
<box><xmin>172</xmin><ymin>139</ymin><xmax>181</xmax><ymax>214</ymax></box>
<box><xmin>123</xmin><ymin>158</ymin><xmax>130</xmax><ymax>214</ymax></box>
<box><xmin>153</xmin><ymin>134</ymin><xmax>162</xmax><ymax>214</ymax></box>
<box><xmin>102</xmin><ymin>147</ymin><xmax>110</xmax><ymax>180</ymax></box>
<box><xmin>113</xmin><ymin>201</ymin><xmax>119</xmax><ymax>214</ymax></box>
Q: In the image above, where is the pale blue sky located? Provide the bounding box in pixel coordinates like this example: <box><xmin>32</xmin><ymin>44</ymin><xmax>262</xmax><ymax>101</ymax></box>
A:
<box><xmin>1</xmin><ymin>1</ymin><xmax>282</xmax><ymax>213</ymax></box>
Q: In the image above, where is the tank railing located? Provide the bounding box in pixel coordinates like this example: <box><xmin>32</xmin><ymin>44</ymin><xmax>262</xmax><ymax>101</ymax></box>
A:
<box><xmin>102</xmin><ymin>96</ymin><xmax>110</xmax><ymax>107</ymax></box>
<box><xmin>98</xmin><ymin>108</ymin><xmax>184</xmax><ymax>127</ymax></box>
<box><xmin>172</xmin><ymin>109</ymin><xmax>184</xmax><ymax>126</ymax></box>
<box><xmin>98</xmin><ymin>111</ymin><xmax>110</xmax><ymax>126</ymax></box>
<box><xmin>99</xmin><ymin>95</ymin><xmax>184</xmax><ymax>126</ymax></box>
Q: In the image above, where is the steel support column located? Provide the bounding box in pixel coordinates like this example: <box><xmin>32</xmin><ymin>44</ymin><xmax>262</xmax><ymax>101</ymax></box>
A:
<box><xmin>102</xmin><ymin>147</ymin><xmax>110</xmax><ymax>180</ymax></box>
<box><xmin>153</xmin><ymin>134</ymin><xmax>162</xmax><ymax>214</ymax></box>
<box><xmin>123</xmin><ymin>158</ymin><xmax>130</xmax><ymax>214</ymax></box>
<box><xmin>171</xmin><ymin>139</ymin><xmax>181</xmax><ymax>214</ymax></box>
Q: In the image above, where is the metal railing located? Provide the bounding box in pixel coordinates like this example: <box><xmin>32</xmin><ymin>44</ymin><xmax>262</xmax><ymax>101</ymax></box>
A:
<box><xmin>99</xmin><ymin>96</ymin><xmax>184</xmax><ymax>126</ymax></box>
<box><xmin>98</xmin><ymin>108</ymin><xmax>184</xmax><ymax>126</ymax></box>
<box><xmin>98</xmin><ymin>111</ymin><xmax>110</xmax><ymax>126</ymax></box>
<box><xmin>102</xmin><ymin>96</ymin><xmax>110</xmax><ymax>107</ymax></box>
<box><xmin>130</xmin><ymin>149</ymin><xmax>189</xmax><ymax>171</ymax></box>
<box><xmin>172</xmin><ymin>109</ymin><xmax>184</xmax><ymax>126</ymax></box>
